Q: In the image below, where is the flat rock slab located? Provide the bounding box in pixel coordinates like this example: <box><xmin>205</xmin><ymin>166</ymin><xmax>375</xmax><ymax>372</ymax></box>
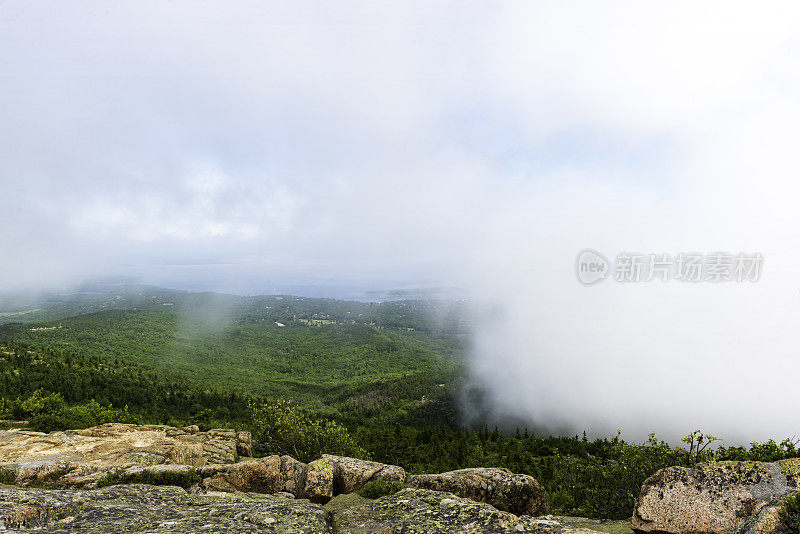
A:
<box><xmin>0</xmin><ymin>423</ymin><xmax>252</xmax><ymax>484</ymax></box>
<box><xmin>0</xmin><ymin>483</ymin><xmax>330</xmax><ymax>533</ymax></box>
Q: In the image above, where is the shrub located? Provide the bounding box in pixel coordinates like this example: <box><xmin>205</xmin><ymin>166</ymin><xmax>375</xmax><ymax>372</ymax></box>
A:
<box><xmin>779</xmin><ymin>493</ymin><xmax>800</xmax><ymax>531</ymax></box>
<box><xmin>527</xmin><ymin>433</ymin><xmax>687</xmax><ymax>518</ymax></box>
<box><xmin>8</xmin><ymin>390</ymin><xmax>140</xmax><ymax>432</ymax></box>
<box><xmin>250</xmin><ymin>400</ymin><xmax>365</xmax><ymax>463</ymax></box>
<box><xmin>0</xmin><ymin>468</ymin><xmax>16</xmax><ymax>485</ymax></box>
<box><xmin>356</xmin><ymin>479</ymin><xmax>407</xmax><ymax>499</ymax></box>
<box><xmin>29</xmin><ymin>400</ymin><xmax>139</xmax><ymax>432</ymax></box>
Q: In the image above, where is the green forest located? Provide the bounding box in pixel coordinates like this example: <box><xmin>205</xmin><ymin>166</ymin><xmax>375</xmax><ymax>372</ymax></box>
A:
<box><xmin>0</xmin><ymin>286</ymin><xmax>796</xmax><ymax>519</ymax></box>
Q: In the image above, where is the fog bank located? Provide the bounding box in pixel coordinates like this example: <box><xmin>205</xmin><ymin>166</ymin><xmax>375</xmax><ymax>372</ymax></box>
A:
<box><xmin>2</xmin><ymin>2</ymin><xmax>800</xmax><ymax>444</ymax></box>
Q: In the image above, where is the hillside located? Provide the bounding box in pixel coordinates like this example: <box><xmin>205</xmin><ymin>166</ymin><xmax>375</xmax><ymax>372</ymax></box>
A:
<box><xmin>0</xmin><ymin>286</ymin><xmax>466</xmax><ymax>413</ymax></box>
<box><xmin>3</xmin><ymin>287</ymin><xmax>799</xmax><ymax>520</ymax></box>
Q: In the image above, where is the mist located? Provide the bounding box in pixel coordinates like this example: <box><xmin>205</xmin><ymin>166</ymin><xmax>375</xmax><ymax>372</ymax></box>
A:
<box><xmin>3</xmin><ymin>2</ymin><xmax>800</xmax><ymax>444</ymax></box>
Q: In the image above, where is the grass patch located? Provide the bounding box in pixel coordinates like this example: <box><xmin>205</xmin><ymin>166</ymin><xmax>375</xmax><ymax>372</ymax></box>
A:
<box><xmin>23</xmin><ymin>466</ymin><xmax>76</xmax><ymax>488</ymax></box>
<box><xmin>0</xmin><ymin>468</ymin><xmax>16</xmax><ymax>485</ymax></box>
<box><xmin>780</xmin><ymin>458</ymin><xmax>800</xmax><ymax>477</ymax></box>
<box><xmin>323</xmin><ymin>492</ymin><xmax>373</xmax><ymax>513</ymax></box>
<box><xmin>779</xmin><ymin>493</ymin><xmax>800</xmax><ymax>531</ymax></box>
<box><xmin>356</xmin><ymin>479</ymin><xmax>407</xmax><ymax>499</ymax></box>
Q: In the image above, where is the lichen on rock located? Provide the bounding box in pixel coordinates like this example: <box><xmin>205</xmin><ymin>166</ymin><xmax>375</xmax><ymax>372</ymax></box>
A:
<box><xmin>407</xmin><ymin>467</ymin><xmax>547</xmax><ymax>516</ymax></box>
<box><xmin>304</xmin><ymin>456</ymin><xmax>335</xmax><ymax>503</ymax></box>
<box><xmin>0</xmin><ymin>483</ymin><xmax>331</xmax><ymax>533</ymax></box>
<box><xmin>631</xmin><ymin>460</ymin><xmax>800</xmax><ymax>534</ymax></box>
<box><xmin>201</xmin><ymin>456</ymin><xmax>284</xmax><ymax>493</ymax></box>
<box><xmin>334</xmin><ymin>487</ymin><xmax>586</xmax><ymax>533</ymax></box>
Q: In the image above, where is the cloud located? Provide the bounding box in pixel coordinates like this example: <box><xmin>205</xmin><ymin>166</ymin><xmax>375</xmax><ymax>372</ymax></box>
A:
<box><xmin>2</xmin><ymin>1</ymin><xmax>800</xmax><ymax>442</ymax></box>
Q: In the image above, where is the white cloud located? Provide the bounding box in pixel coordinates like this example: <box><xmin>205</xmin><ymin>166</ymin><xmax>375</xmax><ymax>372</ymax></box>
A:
<box><xmin>2</xmin><ymin>1</ymin><xmax>800</xmax><ymax>441</ymax></box>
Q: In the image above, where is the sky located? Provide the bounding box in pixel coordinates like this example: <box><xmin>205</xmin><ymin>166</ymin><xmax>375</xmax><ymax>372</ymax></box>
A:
<box><xmin>3</xmin><ymin>2</ymin><xmax>800</xmax><ymax>442</ymax></box>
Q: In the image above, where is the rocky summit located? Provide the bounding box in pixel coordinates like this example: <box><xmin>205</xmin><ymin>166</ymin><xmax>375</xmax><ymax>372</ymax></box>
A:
<box><xmin>0</xmin><ymin>425</ymin><xmax>546</xmax><ymax>507</ymax></box>
<box><xmin>4</xmin><ymin>424</ymin><xmax>800</xmax><ymax>533</ymax></box>
<box><xmin>0</xmin><ymin>424</ymin><xmax>578</xmax><ymax>533</ymax></box>
<box><xmin>0</xmin><ymin>483</ymin><xmax>625</xmax><ymax>533</ymax></box>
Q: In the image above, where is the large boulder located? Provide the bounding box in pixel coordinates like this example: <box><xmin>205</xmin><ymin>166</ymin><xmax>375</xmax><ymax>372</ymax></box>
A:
<box><xmin>0</xmin><ymin>483</ymin><xmax>331</xmax><ymax>532</ymax></box>
<box><xmin>302</xmin><ymin>455</ymin><xmax>405</xmax><ymax>503</ymax></box>
<box><xmin>200</xmin><ymin>456</ymin><xmax>283</xmax><ymax>493</ymax></box>
<box><xmin>408</xmin><ymin>467</ymin><xmax>547</xmax><ymax>516</ymax></box>
<box><xmin>333</xmin><ymin>487</ymin><xmax>593</xmax><ymax>533</ymax></box>
<box><xmin>324</xmin><ymin>454</ymin><xmax>405</xmax><ymax>494</ymax></box>
<box><xmin>280</xmin><ymin>454</ymin><xmax>307</xmax><ymax>495</ymax></box>
<box><xmin>235</xmin><ymin>431</ymin><xmax>253</xmax><ymax>458</ymax></box>
<box><xmin>304</xmin><ymin>456</ymin><xmax>336</xmax><ymax>503</ymax></box>
<box><xmin>632</xmin><ymin>459</ymin><xmax>800</xmax><ymax>534</ymax></box>
<box><xmin>199</xmin><ymin>454</ymin><xmax>309</xmax><ymax>494</ymax></box>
